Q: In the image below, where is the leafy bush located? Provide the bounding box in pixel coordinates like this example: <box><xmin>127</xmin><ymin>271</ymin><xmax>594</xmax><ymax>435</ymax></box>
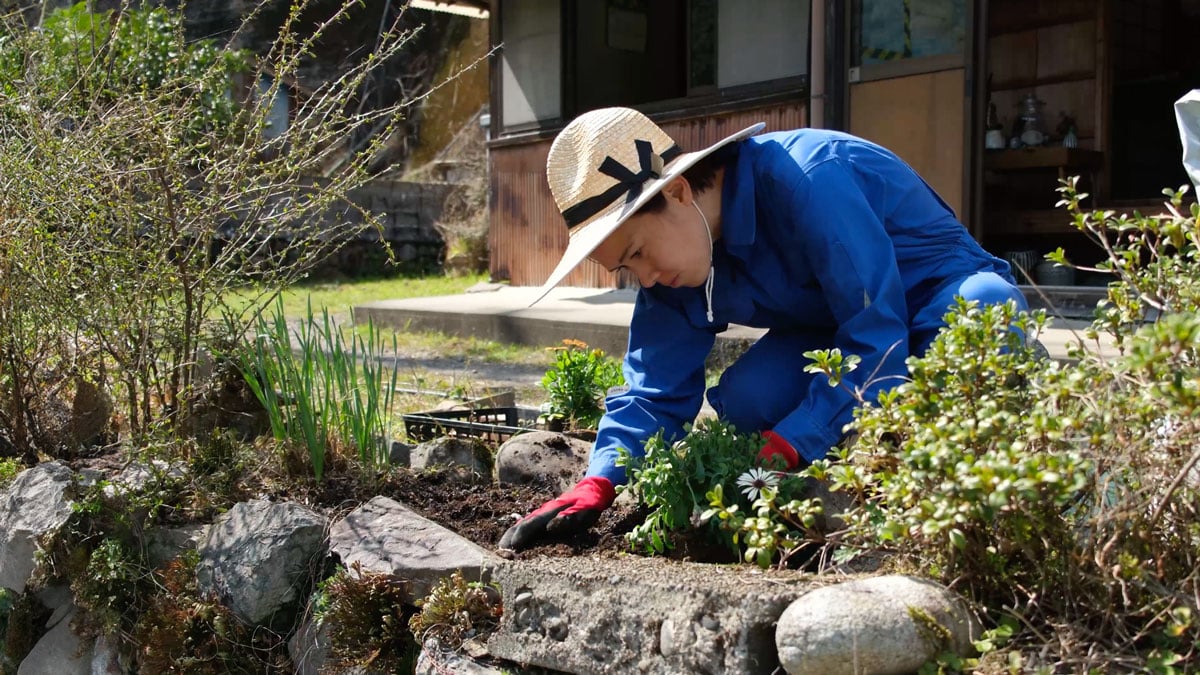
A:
<box><xmin>539</xmin><ymin>339</ymin><xmax>625</xmax><ymax>430</ymax></box>
<box><xmin>0</xmin><ymin>458</ymin><xmax>19</xmax><ymax>490</ymax></box>
<box><xmin>238</xmin><ymin>297</ymin><xmax>399</xmax><ymax>481</ymax></box>
<box><xmin>0</xmin><ymin>0</ymin><xmax>419</xmax><ymax>451</ymax></box>
<box><xmin>620</xmin><ymin>418</ymin><xmax>831</xmax><ymax>568</ymax></box>
<box><xmin>819</xmin><ymin>181</ymin><xmax>1200</xmax><ymax>669</ymax></box>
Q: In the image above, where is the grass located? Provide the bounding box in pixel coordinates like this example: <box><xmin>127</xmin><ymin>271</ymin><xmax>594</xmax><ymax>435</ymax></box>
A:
<box><xmin>225</xmin><ymin>273</ymin><xmax>491</xmax><ymax>318</ymax></box>
<box><xmin>225</xmin><ymin>273</ymin><xmax>556</xmax><ymax>416</ymax></box>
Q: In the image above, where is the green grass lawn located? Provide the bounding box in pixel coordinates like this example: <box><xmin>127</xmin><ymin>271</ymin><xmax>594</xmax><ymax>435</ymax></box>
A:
<box><xmin>228</xmin><ymin>272</ymin><xmax>490</xmax><ymax>318</ymax></box>
<box><xmin>227</xmin><ymin>272</ymin><xmax>553</xmax><ymax>368</ymax></box>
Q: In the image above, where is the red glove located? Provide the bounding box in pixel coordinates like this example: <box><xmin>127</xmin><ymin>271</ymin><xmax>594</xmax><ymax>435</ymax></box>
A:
<box><xmin>498</xmin><ymin>476</ymin><xmax>616</xmax><ymax>551</ymax></box>
<box><xmin>756</xmin><ymin>430</ymin><xmax>800</xmax><ymax>471</ymax></box>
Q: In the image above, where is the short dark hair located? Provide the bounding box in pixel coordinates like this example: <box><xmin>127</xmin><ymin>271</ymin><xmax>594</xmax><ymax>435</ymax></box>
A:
<box><xmin>639</xmin><ymin>142</ymin><xmax>739</xmax><ymax>214</ymax></box>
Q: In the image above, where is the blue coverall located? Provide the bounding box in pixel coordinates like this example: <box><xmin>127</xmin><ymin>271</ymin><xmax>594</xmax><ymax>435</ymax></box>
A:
<box><xmin>588</xmin><ymin>129</ymin><xmax>1027</xmax><ymax>486</ymax></box>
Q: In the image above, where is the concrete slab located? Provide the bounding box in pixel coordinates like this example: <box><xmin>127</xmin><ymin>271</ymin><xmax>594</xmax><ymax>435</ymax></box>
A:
<box><xmin>486</xmin><ymin>555</ymin><xmax>825</xmax><ymax>675</ymax></box>
<box><xmin>352</xmin><ymin>285</ymin><xmax>1120</xmax><ymax>363</ymax></box>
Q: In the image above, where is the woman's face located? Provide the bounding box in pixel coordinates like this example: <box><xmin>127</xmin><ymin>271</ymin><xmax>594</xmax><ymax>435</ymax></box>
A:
<box><xmin>589</xmin><ymin>178</ymin><xmax>713</xmax><ymax>289</ymax></box>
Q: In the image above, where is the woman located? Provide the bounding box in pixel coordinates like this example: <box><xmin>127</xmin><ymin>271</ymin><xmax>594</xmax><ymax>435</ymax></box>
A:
<box><xmin>499</xmin><ymin>107</ymin><xmax>1026</xmax><ymax>551</ymax></box>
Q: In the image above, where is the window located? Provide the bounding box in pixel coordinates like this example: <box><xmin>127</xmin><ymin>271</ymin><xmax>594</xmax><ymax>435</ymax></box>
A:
<box><xmin>498</xmin><ymin>0</ymin><xmax>561</xmax><ymax>130</ymax></box>
<box><xmin>853</xmin><ymin>0</ymin><xmax>966</xmax><ymax>65</ymax></box>
<box><xmin>497</xmin><ymin>0</ymin><xmax>810</xmax><ymax>133</ymax></box>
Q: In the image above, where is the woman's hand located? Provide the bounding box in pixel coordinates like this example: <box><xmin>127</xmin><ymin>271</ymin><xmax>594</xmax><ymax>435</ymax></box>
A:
<box><xmin>498</xmin><ymin>476</ymin><xmax>616</xmax><ymax>551</ymax></box>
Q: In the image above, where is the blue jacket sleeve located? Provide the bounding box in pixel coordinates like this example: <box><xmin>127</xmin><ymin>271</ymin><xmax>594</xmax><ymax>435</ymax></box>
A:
<box><xmin>774</xmin><ymin>159</ymin><xmax>912</xmax><ymax>462</ymax></box>
<box><xmin>585</xmin><ymin>290</ymin><xmax>715</xmax><ymax>485</ymax></box>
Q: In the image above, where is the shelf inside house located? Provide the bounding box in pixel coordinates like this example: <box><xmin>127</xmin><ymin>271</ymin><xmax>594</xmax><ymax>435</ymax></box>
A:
<box><xmin>983</xmin><ymin>147</ymin><xmax>1105</xmax><ymax>237</ymax></box>
<box><xmin>984</xmin><ymin>147</ymin><xmax>1103</xmax><ymax>173</ymax></box>
<box><xmin>985</xmin><ymin>208</ymin><xmax>1079</xmax><ymax>236</ymax></box>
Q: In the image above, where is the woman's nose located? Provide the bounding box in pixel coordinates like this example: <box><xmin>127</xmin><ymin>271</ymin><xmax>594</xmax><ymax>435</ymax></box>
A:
<box><xmin>634</xmin><ymin>265</ymin><xmax>658</xmax><ymax>287</ymax></box>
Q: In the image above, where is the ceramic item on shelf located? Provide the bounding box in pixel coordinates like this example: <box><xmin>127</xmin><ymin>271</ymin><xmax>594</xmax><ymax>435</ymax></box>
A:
<box><xmin>1036</xmin><ymin>259</ymin><xmax>1076</xmax><ymax>286</ymax></box>
<box><xmin>986</xmin><ymin>129</ymin><xmax>1006</xmax><ymax>149</ymax></box>
<box><xmin>1003</xmin><ymin>250</ymin><xmax>1039</xmax><ymax>284</ymax></box>
<box><xmin>1062</xmin><ymin>125</ymin><xmax>1078</xmax><ymax>148</ymax></box>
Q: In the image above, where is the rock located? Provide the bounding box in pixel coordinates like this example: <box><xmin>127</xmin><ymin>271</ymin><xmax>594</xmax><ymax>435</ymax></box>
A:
<box><xmin>416</xmin><ymin>638</ymin><xmax>508</xmax><ymax>675</ymax></box>
<box><xmin>289</xmin><ymin>613</ymin><xmax>332</xmax><ymax>675</ymax></box>
<box><xmin>34</xmin><ymin>585</ymin><xmax>74</xmax><ymax>630</ymax></box>
<box><xmin>410</xmin><ymin>437</ymin><xmax>493</xmax><ymax>477</ymax></box>
<box><xmin>16</xmin><ymin>606</ymin><xmax>89</xmax><ymax>675</ymax></box>
<box><xmin>328</xmin><ymin>496</ymin><xmax>499</xmax><ymax>604</ymax></box>
<box><xmin>487</xmin><ymin>556</ymin><xmax>821</xmax><ymax>674</ymax></box>
<box><xmin>775</xmin><ymin>575</ymin><xmax>981</xmax><ymax>675</ymax></box>
<box><xmin>389</xmin><ymin>440</ymin><xmax>413</xmax><ymax>467</ymax></box>
<box><xmin>196</xmin><ymin>500</ymin><xmax>328</xmax><ymax>628</ymax></box>
<box><xmin>146</xmin><ymin>523</ymin><xmax>210</xmax><ymax>569</ymax></box>
<box><xmin>494</xmin><ymin>431</ymin><xmax>590</xmax><ymax>493</ymax></box>
<box><xmin>69</xmin><ymin>376</ymin><xmax>113</xmax><ymax>448</ymax></box>
<box><xmin>90</xmin><ymin>633</ymin><xmax>127</xmax><ymax>675</ymax></box>
<box><xmin>103</xmin><ymin>459</ymin><xmax>187</xmax><ymax>497</ymax></box>
<box><xmin>0</xmin><ymin>462</ymin><xmax>75</xmax><ymax>593</ymax></box>
<box><xmin>794</xmin><ymin>477</ymin><xmax>855</xmax><ymax>534</ymax></box>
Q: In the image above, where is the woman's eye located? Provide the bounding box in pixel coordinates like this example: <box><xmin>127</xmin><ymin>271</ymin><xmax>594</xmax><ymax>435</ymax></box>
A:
<box><xmin>631</xmin><ymin>249</ymin><xmax>642</xmax><ymax>259</ymax></box>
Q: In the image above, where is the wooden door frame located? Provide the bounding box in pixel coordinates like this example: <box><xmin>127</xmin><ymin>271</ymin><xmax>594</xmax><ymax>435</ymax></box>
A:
<box><xmin>826</xmin><ymin>0</ymin><xmax>983</xmax><ymax>238</ymax></box>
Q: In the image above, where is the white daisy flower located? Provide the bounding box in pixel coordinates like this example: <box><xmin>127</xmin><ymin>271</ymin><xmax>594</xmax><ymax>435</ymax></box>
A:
<box><xmin>736</xmin><ymin>467</ymin><xmax>779</xmax><ymax>501</ymax></box>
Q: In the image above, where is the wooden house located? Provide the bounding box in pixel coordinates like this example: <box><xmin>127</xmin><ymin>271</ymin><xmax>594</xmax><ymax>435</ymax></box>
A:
<box><xmin>473</xmin><ymin>0</ymin><xmax>1198</xmax><ymax>289</ymax></box>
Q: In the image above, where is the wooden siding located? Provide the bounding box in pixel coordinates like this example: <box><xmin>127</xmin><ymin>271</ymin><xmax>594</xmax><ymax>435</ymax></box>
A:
<box><xmin>489</xmin><ymin>101</ymin><xmax>809</xmax><ymax>287</ymax></box>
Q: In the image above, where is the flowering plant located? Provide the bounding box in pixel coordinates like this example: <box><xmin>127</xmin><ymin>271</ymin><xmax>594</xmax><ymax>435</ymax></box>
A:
<box><xmin>539</xmin><ymin>339</ymin><xmax>625</xmax><ymax>430</ymax></box>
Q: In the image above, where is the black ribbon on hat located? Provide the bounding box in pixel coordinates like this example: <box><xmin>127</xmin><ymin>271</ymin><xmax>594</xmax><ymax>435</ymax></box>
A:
<box><xmin>561</xmin><ymin>139</ymin><xmax>682</xmax><ymax>228</ymax></box>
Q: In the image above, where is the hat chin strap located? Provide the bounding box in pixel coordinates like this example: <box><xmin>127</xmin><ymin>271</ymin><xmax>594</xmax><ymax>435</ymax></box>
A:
<box><xmin>693</xmin><ymin>201</ymin><xmax>715</xmax><ymax>323</ymax></box>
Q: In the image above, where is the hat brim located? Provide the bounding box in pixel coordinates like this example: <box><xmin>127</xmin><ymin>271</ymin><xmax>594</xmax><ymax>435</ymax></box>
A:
<box><xmin>531</xmin><ymin>121</ymin><xmax>765</xmax><ymax>306</ymax></box>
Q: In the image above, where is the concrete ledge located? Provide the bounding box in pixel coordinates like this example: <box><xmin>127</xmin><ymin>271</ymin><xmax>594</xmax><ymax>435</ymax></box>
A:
<box><xmin>486</xmin><ymin>555</ymin><xmax>824</xmax><ymax>675</ymax></box>
<box><xmin>352</xmin><ymin>285</ymin><xmax>1119</xmax><ymax>363</ymax></box>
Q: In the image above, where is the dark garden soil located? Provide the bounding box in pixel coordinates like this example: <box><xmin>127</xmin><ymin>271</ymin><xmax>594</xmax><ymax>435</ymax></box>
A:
<box><xmin>374</xmin><ymin>467</ymin><xmax>737</xmax><ymax>564</ymax></box>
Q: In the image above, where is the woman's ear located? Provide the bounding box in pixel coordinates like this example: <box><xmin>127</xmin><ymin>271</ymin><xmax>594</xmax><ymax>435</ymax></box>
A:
<box><xmin>661</xmin><ymin>176</ymin><xmax>693</xmax><ymax>206</ymax></box>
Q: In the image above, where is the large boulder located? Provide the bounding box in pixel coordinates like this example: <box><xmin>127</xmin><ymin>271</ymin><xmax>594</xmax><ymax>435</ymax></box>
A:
<box><xmin>775</xmin><ymin>575</ymin><xmax>981</xmax><ymax>675</ymax></box>
<box><xmin>196</xmin><ymin>500</ymin><xmax>328</xmax><ymax>628</ymax></box>
<box><xmin>494</xmin><ymin>431</ymin><xmax>590</xmax><ymax>493</ymax></box>
<box><xmin>328</xmin><ymin>496</ymin><xmax>499</xmax><ymax>604</ymax></box>
<box><xmin>0</xmin><ymin>462</ymin><xmax>75</xmax><ymax>593</ymax></box>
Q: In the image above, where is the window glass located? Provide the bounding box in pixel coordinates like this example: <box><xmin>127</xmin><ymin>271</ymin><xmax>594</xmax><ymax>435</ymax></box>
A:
<box><xmin>855</xmin><ymin>0</ymin><xmax>966</xmax><ymax>65</ymax></box>
<box><xmin>500</xmin><ymin>0</ymin><xmax>560</xmax><ymax>128</ymax></box>
<box><xmin>717</xmin><ymin>0</ymin><xmax>810</xmax><ymax>88</ymax></box>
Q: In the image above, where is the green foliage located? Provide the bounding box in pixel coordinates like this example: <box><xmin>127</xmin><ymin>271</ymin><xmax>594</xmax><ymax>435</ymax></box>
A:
<box><xmin>34</xmin><ymin>469</ymin><xmax>184</xmax><ymax>639</ymax></box>
<box><xmin>822</xmin><ymin>179</ymin><xmax>1200</xmax><ymax>669</ymax></box>
<box><xmin>0</xmin><ymin>459</ymin><xmax>20</xmax><ymax>490</ymax></box>
<box><xmin>238</xmin><ymin>296</ymin><xmax>399</xmax><ymax>481</ymax></box>
<box><xmin>0</xmin><ymin>0</ymin><xmax>419</xmax><ymax>452</ymax></box>
<box><xmin>701</xmin><ymin>477</ymin><xmax>825</xmax><ymax>568</ymax></box>
<box><xmin>408</xmin><ymin>571</ymin><xmax>502</xmax><ymax>649</ymax></box>
<box><xmin>619</xmin><ymin>418</ymin><xmax>761</xmax><ymax>554</ymax></box>
<box><xmin>539</xmin><ymin>339</ymin><xmax>625</xmax><ymax>430</ymax></box>
<box><xmin>132</xmin><ymin>552</ymin><xmax>283</xmax><ymax>673</ymax></box>
<box><xmin>316</xmin><ymin>562</ymin><xmax>417</xmax><ymax>673</ymax></box>
<box><xmin>1</xmin><ymin>591</ymin><xmax>49</xmax><ymax>670</ymax></box>
<box><xmin>0</xmin><ymin>587</ymin><xmax>13</xmax><ymax>669</ymax></box>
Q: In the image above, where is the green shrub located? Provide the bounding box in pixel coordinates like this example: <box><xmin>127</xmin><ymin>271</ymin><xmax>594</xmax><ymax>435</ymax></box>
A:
<box><xmin>0</xmin><ymin>458</ymin><xmax>20</xmax><ymax>490</ymax></box>
<box><xmin>0</xmin><ymin>0</ymin><xmax>418</xmax><ymax>449</ymax></box>
<box><xmin>539</xmin><ymin>339</ymin><xmax>625</xmax><ymax>430</ymax></box>
<box><xmin>820</xmin><ymin>181</ymin><xmax>1200</xmax><ymax>669</ymax></box>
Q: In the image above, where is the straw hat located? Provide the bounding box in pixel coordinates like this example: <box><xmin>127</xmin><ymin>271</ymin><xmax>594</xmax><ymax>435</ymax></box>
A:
<box><xmin>533</xmin><ymin>107</ymin><xmax>764</xmax><ymax>304</ymax></box>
